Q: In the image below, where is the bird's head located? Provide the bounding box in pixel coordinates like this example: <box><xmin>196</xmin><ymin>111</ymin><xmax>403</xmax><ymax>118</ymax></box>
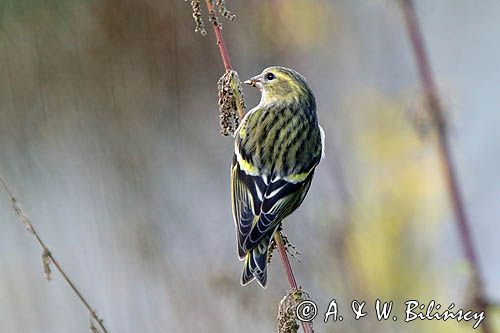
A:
<box><xmin>244</xmin><ymin>66</ymin><xmax>314</xmax><ymax>107</ymax></box>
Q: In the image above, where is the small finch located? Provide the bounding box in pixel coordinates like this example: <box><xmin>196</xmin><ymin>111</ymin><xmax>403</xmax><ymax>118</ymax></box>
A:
<box><xmin>231</xmin><ymin>66</ymin><xmax>325</xmax><ymax>288</ymax></box>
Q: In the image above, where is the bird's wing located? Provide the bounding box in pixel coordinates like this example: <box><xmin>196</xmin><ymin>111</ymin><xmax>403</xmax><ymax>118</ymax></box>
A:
<box><xmin>231</xmin><ymin>154</ymin><xmax>266</xmax><ymax>259</ymax></box>
<box><xmin>231</xmin><ymin>157</ymin><xmax>315</xmax><ymax>257</ymax></box>
<box><xmin>241</xmin><ymin>170</ymin><xmax>315</xmax><ymax>253</ymax></box>
<box><xmin>231</xmin><ymin>106</ymin><xmax>324</xmax><ymax>258</ymax></box>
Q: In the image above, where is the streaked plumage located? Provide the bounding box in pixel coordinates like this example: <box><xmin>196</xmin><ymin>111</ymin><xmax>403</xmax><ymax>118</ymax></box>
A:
<box><xmin>231</xmin><ymin>66</ymin><xmax>324</xmax><ymax>288</ymax></box>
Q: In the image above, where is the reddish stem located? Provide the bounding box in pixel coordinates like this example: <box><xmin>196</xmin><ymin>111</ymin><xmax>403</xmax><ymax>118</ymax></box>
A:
<box><xmin>275</xmin><ymin>234</ymin><xmax>314</xmax><ymax>333</ymax></box>
<box><xmin>202</xmin><ymin>3</ymin><xmax>313</xmax><ymax>332</ymax></box>
<box><xmin>401</xmin><ymin>1</ymin><xmax>490</xmax><ymax>333</ymax></box>
<box><xmin>274</xmin><ymin>233</ymin><xmax>298</xmax><ymax>289</ymax></box>
<box><xmin>204</xmin><ymin>0</ymin><xmax>232</xmax><ymax>71</ymax></box>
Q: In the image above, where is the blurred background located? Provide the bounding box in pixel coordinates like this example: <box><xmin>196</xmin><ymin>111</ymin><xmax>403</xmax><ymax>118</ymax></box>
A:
<box><xmin>0</xmin><ymin>0</ymin><xmax>499</xmax><ymax>332</ymax></box>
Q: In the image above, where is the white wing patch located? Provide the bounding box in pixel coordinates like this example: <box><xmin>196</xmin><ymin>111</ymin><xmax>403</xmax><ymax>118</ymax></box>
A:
<box><xmin>255</xmin><ymin>181</ymin><xmax>263</xmax><ymax>202</ymax></box>
<box><xmin>262</xmin><ymin>174</ymin><xmax>268</xmax><ymax>186</ymax></box>
<box><xmin>319</xmin><ymin>124</ymin><xmax>326</xmax><ymax>159</ymax></box>
<box><xmin>265</xmin><ymin>184</ymin><xmax>286</xmax><ymax>199</ymax></box>
<box><xmin>271</xmin><ymin>174</ymin><xmax>281</xmax><ymax>183</ymax></box>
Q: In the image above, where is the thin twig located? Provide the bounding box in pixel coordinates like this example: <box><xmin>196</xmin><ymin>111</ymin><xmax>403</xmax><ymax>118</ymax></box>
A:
<box><xmin>201</xmin><ymin>3</ymin><xmax>313</xmax><ymax>332</ymax></box>
<box><xmin>0</xmin><ymin>174</ymin><xmax>109</xmax><ymax>333</ymax></box>
<box><xmin>274</xmin><ymin>232</ymin><xmax>298</xmax><ymax>289</ymax></box>
<box><xmin>204</xmin><ymin>0</ymin><xmax>232</xmax><ymax>72</ymax></box>
<box><xmin>275</xmin><ymin>234</ymin><xmax>313</xmax><ymax>333</ymax></box>
<box><xmin>401</xmin><ymin>2</ymin><xmax>491</xmax><ymax>333</ymax></box>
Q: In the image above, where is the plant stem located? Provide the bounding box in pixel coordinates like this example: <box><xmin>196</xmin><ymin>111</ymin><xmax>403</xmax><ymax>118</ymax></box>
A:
<box><xmin>0</xmin><ymin>175</ymin><xmax>109</xmax><ymax>333</ymax></box>
<box><xmin>401</xmin><ymin>2</ymin><xmax>491</xmax><ymax>332</ymax></box>
<box><xmin>204</xmin><ymin>0</ymin><xmax>232</xmax><ymax>71</ymax></box>
<box><xmin>275</xmin><ymin>233</ymin><xmax>313</xmax><ymax>333</ymax></box>
<box><xmin>203</xmin><ymin>3</ymin><xmax>313</xmax><ymax>332</ymax></box>
<box><xmin>274</xmin><ymin>232</ymin><xmax>298</xmax><ymax>289</ymax></box>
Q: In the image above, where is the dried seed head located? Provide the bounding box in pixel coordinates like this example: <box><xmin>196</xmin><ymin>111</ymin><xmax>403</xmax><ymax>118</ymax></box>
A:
<box><xmin>277</xmin><ymin>289</ymin><xmax>314</xmax><ymax>333</ymax></box>
<box><xmin>267</xmin><ymin>239</ymin><xmax>277</xmax><ymax>264</ymax></box>
<box><xmin>90</xmin><ymin>320</ymin><xmax>98</xmax><ymax>333</ymax></box>
<box><xmin>89</xmin><ymin>312</ymin><xmax>106</xmax><ymax>333</ymax></box>
<box><xmin>186</xmin><ymin>0</ymin><xmax>236</xmax><ymax>35</ymax></box>
<box><xmin>42</xmin><ymin>248</ymin><xmax>52</xmax><ymax>281</ymax></box>
<box><xmin>268</xmin><ymin>228</ymin><xmax>301</xmax><ymax>264</ymax></box>
<box><xmin>187</xmin><ymin>0</ymin><xmax>207</xmax><ymax>35</ymax></box>
<box><xmin>11</xmin><ymin>198</ymin><xmax>34</xmax><ymax>234</ymax></box>
<box><xmin>218</xmin><ymin>70</ymin><xmax>245</xmax><ymax>136</ymax></box>
<box><xmin>208</xmin><ymin>8</ymin><xmax>221</xmax><ymax>28</ymax></box>
<box><xmin>216</xmin><ymin>0</ymin><xmax>236</xmax><ymax>20</ymax></box>
<box><xmin>281</xmin><ymin>233</ymin><xmax>302</xmax><ymax>262</ymax></box>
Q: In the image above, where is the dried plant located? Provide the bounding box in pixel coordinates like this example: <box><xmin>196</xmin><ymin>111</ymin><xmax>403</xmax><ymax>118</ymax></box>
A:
<box><xmin>216</xmin><ymin>0</ymin><xmax>235</xmax><ymax>20</ymax></box>
<box><xmin>277</xmin><ymin>292</ymin><xmax>300</xmax><ymax>333</ymax></box>
<box><xmin>268</xmin><ymin>228</ymin><xmax>302</xmax><ymax>264</ymax></box>
<box><xmin>401</xmin><ymin>1</ymin><xmax>492</xmax><ymax>332</ymax></box>
<box><xmin>0</xmin><ymin>175</ymin><xmax>109</xmax><ymax>333</ymax></box>
<box><xmin>187</xmin><ymin>2</ymin><xmax>314</xmax><ymax>332</ymax></box>
<box><xmin>188</xmin><ymin>0</ymin><xmax>207</xmax><ymax>35</ymax></box>
<box><xmin>187</xmin><ymin>0</ymin><xmax>235</xmax><ymax>36</ymax></box>
<box><xmin>217</xmin><ymin>70</ymin><xmax>245</xmax><ymax>135</ymax></box>
<box><xmin>277</xmin><ymin>289</ymin><xmax>314</xmax><ymax>333</ymax></box>
<box><xmin>42</xmin><ymin>248</ymin><xmax>52</xmax><ymax>281</ymax></box>
<box><xmin>90</xmin><ymin>315</ymin><xmax>99</xmax><ymax>333</ymax></box>
<box><xmin>208</xmin><ymin>6</ymin><xmax>221</xmax><ymax>28</ymax></box>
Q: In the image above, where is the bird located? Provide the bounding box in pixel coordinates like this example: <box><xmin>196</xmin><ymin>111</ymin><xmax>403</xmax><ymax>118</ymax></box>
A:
<box><xmin>230</xmin><ymin>66</ymin><xmax>325</xmax><ymax>288</ymax></box>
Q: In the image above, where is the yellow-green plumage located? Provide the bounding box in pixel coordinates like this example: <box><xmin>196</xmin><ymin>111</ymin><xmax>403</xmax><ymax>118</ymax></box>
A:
<box><xmin>231</xmin><ymin>66</ymin><xmax>324</xmax><ymax>288</ymax></box>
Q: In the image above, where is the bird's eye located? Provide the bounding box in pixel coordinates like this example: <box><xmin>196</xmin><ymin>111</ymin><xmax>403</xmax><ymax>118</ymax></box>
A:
<box><xmin>265</xmin><ymin>72</ymin><xmax>275</xmax><ymax>81</ymax></box>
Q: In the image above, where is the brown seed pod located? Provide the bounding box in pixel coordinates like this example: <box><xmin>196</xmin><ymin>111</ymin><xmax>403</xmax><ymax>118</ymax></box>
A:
<box><xmin>216</xmin><ymin>0</ymin><xmax>236</xmax><ymax>20</ymax></box>
<box><xmin>277</xmin><ymin>289</ymin><xmax>314</xmax><ymax>333</ymax></box>
<box><xmin>187</xmin><ymin>0</ymin><xmax>207</xmax><ymax>35</ymax></box>
<box><xmin>217</xmin><ymin>70</ymin><xmax>245</xmax><ymax>136</ymax></box>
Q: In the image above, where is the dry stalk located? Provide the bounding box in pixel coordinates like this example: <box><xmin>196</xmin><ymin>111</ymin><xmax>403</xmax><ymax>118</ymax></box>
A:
<box><xmin>187</xmin><ymin>2</ymin><xmax>315</xmax><ymax>332</ymax></box>
<box><xmin>277</xmin><ymin>289</ymin><xmax>313</xmax><ymax>333</ymax></box>
<box><xmin>401</xmin><ymin>1</ymin><xmax>492</xmax><ymax>332</ymax></box>
<box><xmin>0</xmin><ymin>175</ymin><xmax>109</xmax><ymax>333</ymax></box>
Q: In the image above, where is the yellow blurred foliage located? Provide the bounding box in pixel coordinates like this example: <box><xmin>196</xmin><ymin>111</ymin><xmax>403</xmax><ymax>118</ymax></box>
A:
<box><xmin>342</xmin><ymin>90</ymin><xmax>489</xmax><ymax>332</ymax></box>
<box><xmin>258</xmin><ymin>0</ymin><xmax>337</xmax><ymax>50</ymax></box>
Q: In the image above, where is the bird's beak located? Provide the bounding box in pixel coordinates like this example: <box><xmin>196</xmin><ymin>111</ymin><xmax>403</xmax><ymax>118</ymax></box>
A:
<box><xmin>244</xmin><ymin>75</ymin><xmax>262</xmax><ymax>88</ymax></box>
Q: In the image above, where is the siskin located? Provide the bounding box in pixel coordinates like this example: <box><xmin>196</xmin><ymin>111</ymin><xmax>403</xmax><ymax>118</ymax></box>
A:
<box><xmin>231</xmin><ymin>66</ymin><xmax>325</xmax><ymax>288</ymax></box>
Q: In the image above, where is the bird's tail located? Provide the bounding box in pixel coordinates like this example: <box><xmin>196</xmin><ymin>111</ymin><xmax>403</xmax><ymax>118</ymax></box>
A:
<box><xmin>241</xmin><ymin>247</ymin><xmax>268</xmax><ymax>288</ymax></box>
<box><xmin>240</xmin><ymin>226</ymin><xmax>280</xmax><ymax>288</ymax></box>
